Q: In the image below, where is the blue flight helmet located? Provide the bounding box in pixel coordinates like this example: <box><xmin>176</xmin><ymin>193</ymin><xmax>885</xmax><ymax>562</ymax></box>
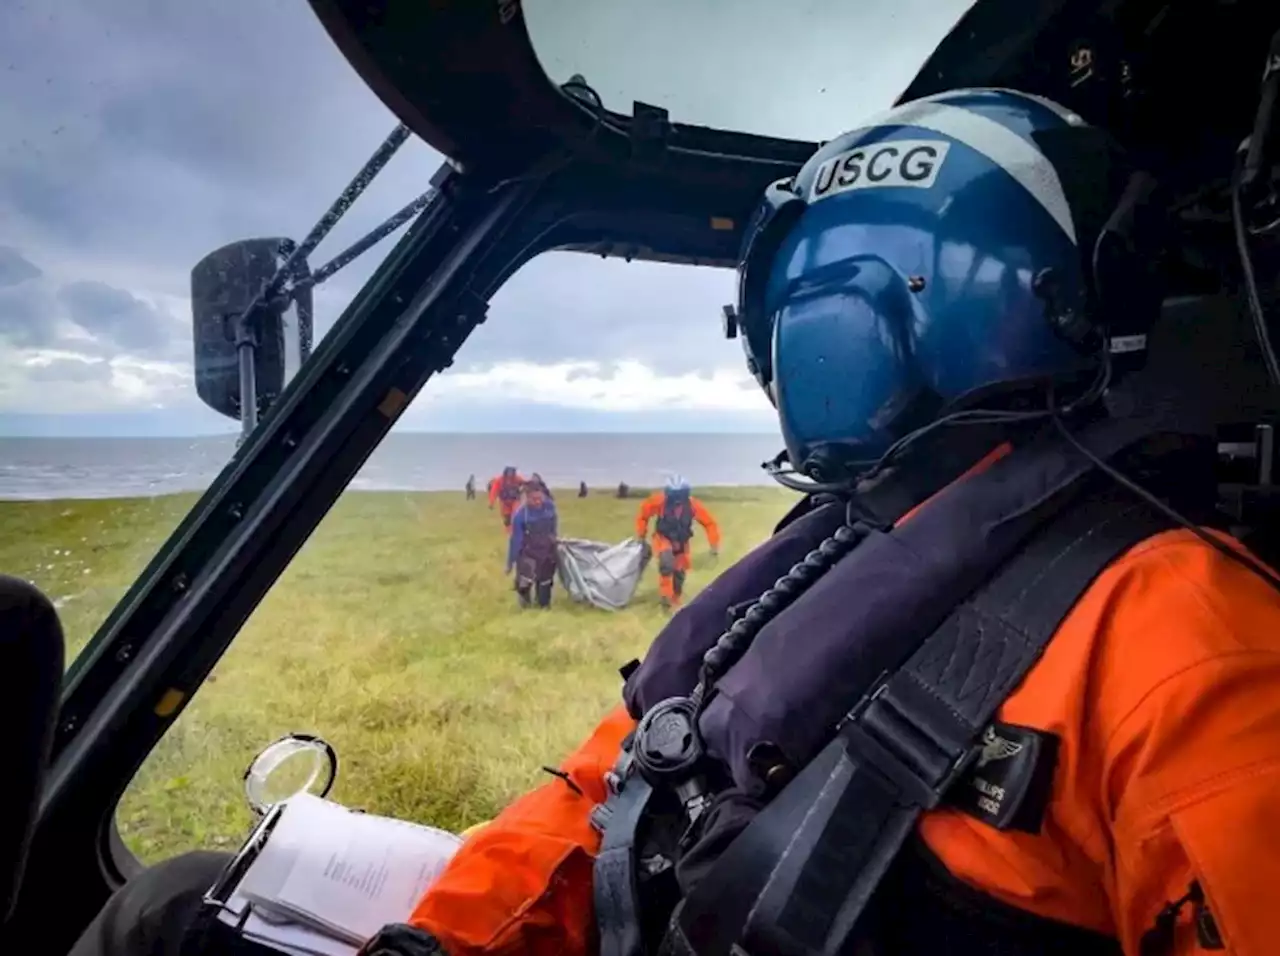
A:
<box><xmin>664</xmin><ymin>474</ymin><xmax>692</xmax><ymax>504</ymax></box>
<box><xmin>734</xmin><ymin>88</ymin><xmax>1166</xmax><ymax>481</ymax></box>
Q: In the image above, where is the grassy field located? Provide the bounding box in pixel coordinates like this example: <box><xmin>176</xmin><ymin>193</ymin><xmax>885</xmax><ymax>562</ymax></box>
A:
<box><xmin>0</xmin><ymin>486</ymin><xmax>795</xmax><ymax>863</ymax></box>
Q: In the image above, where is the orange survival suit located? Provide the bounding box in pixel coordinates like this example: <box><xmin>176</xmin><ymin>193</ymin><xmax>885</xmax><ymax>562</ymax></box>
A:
<box><xmin>487</xmin><ymin>467</ymin><xmax>526</xmax><ymax>534</ymax></box>
<box><xmin>404</xmin><ymin>444</ymin><xmax>1280</xmax><ymax>956</ymax></box>
<box><xmin>634</xmin><ymin>486</ymin><xmax>720</xmax><ymax>609</ymax></box>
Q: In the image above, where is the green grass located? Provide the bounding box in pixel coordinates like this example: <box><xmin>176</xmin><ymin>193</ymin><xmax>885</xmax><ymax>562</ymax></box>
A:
<box><xmin>0</xmin><ymin>487</ymin><xmax>795</xmax><ymax>862</ymax></box>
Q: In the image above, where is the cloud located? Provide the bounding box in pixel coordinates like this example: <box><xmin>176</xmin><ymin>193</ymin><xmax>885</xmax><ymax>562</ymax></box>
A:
<box><xmin>0</xmin><ymin>246</ymin><xmax>42</xmax><ymax>287</ymax></box>
<box><xmin>0</xmin><ymin>244</ymin><xmax>187</xmax><ymax>362</ymax></box>
<box><xmin>0</xmin><ymin>0</ymin><xmax>443</xmax><ymax>296</ymax></box>
<box><xmin>0</xmin><ymin>281</ymin><xmax>61</xmax><ymax>348</ymax></box>
<box><xmin>23</xmin><ymin>356</ymin><xmax>113</xmax><ymax>384</ymax></box>
<box><xmin>57</xmin><ymin>280</ymin><xmax>185</xmax><ymax>356</ymax></box>
<box><xmin>0</xmin><ymin>346</ymin><xmax>197</xmax><ymax>424</ymax></box>
<box><xmin>418</xmin><ymin>359</ymin><xmax>771</xmax><ymax>415</ymax></box>
<box><xmin>0</xmin><ymin>0</ymin><xmax>964</xmax><ymax>436</ymax></box>
<box><xmin>457</xmin><ymin>255</ymin><xmax>741</xmax><ymax>377</ymax></box>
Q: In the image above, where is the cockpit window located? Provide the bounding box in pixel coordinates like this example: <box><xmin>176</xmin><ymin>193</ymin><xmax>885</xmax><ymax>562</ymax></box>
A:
<box><xmin>0</xmin><ymin>0</ymin><xmax>1002</xmax><ymax>875</ymax></box>
<box><xmin>0</xmin><ymin>3</ymin><xmax>979</xmax><ymax>665</ymax></box>
<box><xmin>0</xmin><ymin>1</ymin><xmax>442</xmax><ymax>667</ymax></box>
<box><xmin>524</xmin><ymin>0</ymin><xmax>975</xmax><ymax>141</ymax></box>
<box><xmin>2</xmin><ymin>1</ymin><xmax>805</xmax><ymax>863</ymax></box>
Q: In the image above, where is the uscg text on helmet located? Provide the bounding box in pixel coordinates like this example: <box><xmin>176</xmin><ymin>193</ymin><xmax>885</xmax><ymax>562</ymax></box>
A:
<box><xmin>809</xmin><ymin>139</ymin><xmax>952</xmax><ymax>202</ymax></box>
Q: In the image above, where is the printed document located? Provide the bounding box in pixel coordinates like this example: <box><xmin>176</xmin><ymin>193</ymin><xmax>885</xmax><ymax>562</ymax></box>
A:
<box><xmin>216</xmin><ymin>794</ymin><xmax>463</xmax><ymax>953</ymax></box>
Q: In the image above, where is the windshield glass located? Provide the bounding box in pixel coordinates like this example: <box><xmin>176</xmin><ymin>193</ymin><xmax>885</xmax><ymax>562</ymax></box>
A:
<box><xmin>524</xmin><ymin>0</ymin><xmax>974</xmax><ymax>141</ymax></box>
<box><xmin>1</xmin><ymin>0</ymin><xmax>956</xmax><ymax>868</ymax></box>
<box><xmin>0</xmin><ymin>1</ymin><xmax>441</xmax><ymax>663</ymax></box>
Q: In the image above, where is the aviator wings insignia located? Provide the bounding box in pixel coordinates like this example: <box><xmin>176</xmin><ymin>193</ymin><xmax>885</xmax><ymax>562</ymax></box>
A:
<box><xmin>977</xmin><ymin>725</ymin><xmax>1025</xmax><ymax>768</ymax></box>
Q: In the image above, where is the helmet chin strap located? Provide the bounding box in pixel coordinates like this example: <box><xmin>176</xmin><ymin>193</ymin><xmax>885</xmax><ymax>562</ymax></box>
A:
<box><xmin>763</xmin><ymin>420</ymin><xmax>1020</xmax><ymax>509</ymax></box>
<box><xmin>860</xmin><ymin>422</ymin><xmax>1016</xmax><ymax>496</ymax></box>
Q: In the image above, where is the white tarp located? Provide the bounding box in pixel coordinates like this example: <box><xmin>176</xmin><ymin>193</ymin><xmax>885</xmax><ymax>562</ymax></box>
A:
<box><xmin>556</xmin><ymin>537</ymin><xmax>650</xmax><ymax>611</ymax></box>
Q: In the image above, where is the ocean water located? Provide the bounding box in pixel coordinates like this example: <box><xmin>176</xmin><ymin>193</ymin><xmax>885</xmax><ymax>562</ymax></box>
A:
<box><xmin>0</xmin><ymin>432</ymin><xmax>787</xmax><ymax>500</ymax></box>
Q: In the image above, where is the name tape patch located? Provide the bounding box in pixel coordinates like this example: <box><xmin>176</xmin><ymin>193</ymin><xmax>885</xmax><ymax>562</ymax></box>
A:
<box><xmin>809</xmin><ymin>139</ymin><xmax>952</xmax><ymax>202</ymax></box>
<box><xmin>947</xmin><ymin>722</ymin><xmax>1060</xmax><ymax>834</ymax></box>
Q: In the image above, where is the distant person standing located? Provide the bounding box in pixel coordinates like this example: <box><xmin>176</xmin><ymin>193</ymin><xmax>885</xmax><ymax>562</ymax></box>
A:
<box><xmin>465</xmin><ymin>474</ymin><xmax>476</xmax><ymax>500</ymax></box>
<box><xmin>634</xmin><ymin>474</ymin><xmax>720</xmax><ymax>611</ymax></box>
<box><xmin>578</xmin><ymin>481</ymin><xmax>588</xmax><ymax>498</ymax></box>
<box><xmin>506</xmin><ymin>482</ymin><xmax>559</xmax><ymax>609</ymax></box>
<box><xmin>487</xmin><ymin>465</ymin><xmax>525</xmax><ymax>534</ymax></box>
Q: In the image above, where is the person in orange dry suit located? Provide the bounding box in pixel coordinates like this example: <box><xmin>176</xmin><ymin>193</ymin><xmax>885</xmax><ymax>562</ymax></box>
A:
<box><xmin>384</xmin><ymin>92</ymin><xmax>1280</xmax><ymax>956</ymax></box>
<box><xmin>486</xmin><ymin>465</ymin><xmax>525</xmax><ymax>534</ymax></box>
<box><xmin>633</xmin><ymin>475</ymin><xmax>720</xmax><ymax>610</ymax></box>
<box><xmin>67</xmin><ymin>89</ymin><xmax>1280</xmax><ymax>956</ymax></box>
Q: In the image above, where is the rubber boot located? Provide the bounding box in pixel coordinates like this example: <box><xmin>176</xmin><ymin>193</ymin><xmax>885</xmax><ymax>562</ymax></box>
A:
<box><xmin>517</xmin><ymin>584</ymin><xmax>532</xmax><ymax>609</ymax></box>
<box><xmin>536</xmin><ymin>581</ymin><xmax>553</xmax><ymax>609</ymax></box>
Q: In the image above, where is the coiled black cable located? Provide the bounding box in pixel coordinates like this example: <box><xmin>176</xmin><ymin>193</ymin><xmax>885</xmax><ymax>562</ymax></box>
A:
<box><xmin>690</xmin><ymin>501</ymin><xmax>881</xmax><ymax>713</ymax></box>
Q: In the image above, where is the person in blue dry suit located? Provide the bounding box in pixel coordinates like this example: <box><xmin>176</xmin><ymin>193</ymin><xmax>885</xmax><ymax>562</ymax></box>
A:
<box><xmin>67</xmin><ymin>89</ymin><xmax>1280</xmax><ymax>956</ymax></box>
<box><xmin>506</xmin><ymin>481</ymin><xmax>559</xmax><ymax>609</ymax></box>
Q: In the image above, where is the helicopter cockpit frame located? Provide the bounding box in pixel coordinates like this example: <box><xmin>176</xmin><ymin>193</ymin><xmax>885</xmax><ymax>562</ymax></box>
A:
<box><xmin>7</xmin><ymin>0</ymin><xmax>1280</xmax><ymax>951</ymax></box>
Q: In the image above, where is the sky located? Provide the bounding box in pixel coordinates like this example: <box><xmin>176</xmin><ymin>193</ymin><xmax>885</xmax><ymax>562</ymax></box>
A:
<box><xmin>0</xmin><ymin>0</ymin><xmax>971</xmax><ymax>438</ymax></box>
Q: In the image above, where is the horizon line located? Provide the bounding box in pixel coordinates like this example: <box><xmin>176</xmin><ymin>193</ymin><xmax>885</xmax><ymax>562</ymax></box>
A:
<box><xmin>0</xmin><ymin>429</ymin><xmax>785</xmax><ymax>439</ymax></box>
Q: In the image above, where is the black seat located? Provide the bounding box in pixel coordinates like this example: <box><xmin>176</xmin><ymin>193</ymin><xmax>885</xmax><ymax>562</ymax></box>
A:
<box><xmin>0</xmin><ymin>575</ymin><xmax>64</xmax><ymax>926</ymax></box>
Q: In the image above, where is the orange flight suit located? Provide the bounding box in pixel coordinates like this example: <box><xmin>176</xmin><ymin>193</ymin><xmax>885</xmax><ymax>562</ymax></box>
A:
<box><xmin>408</xmin><ymin>456</ymin><xmax>1280</xmax><ymax>955</ymax></box>
<box><xmin>633</xmin><ymin>491</ymin><xmax>721</xmax><ymax>607</ymax></box>
<box><xmin>488</xmin><ymin>472</ymin><xmax>526</xmax><ymax>535</ymax></box>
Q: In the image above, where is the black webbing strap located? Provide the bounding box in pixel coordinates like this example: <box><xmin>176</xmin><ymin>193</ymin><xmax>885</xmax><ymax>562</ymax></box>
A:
<box><xmin>594</xmin><ymin>752</ymin><xmax>656</xmax><ymax>956</ymax></box>
<box><xmin>664</xmin><ymin>494</ymin><xmax>1172</xmax><ymax>956</ymax></box>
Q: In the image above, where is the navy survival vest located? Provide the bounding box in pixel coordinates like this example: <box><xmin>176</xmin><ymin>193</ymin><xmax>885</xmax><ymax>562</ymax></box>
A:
<box><xmin>656</xmin><ymin>491</ymin><xmax>696</xmax><ymax>545</ymax></box>
<box><xmin>591</xmin><ymin>417</ymin><xmax>1198</xmax><ymax>956</ymax></box>
<box><xmin>498</xmin><ymin>475</ymin><xmax>522</xmax><ymax>503</ymax></box>
<box><xmin>519</xmin><ymin>506</ymin><xmax>558</xmax><ymax>560</ymax></box>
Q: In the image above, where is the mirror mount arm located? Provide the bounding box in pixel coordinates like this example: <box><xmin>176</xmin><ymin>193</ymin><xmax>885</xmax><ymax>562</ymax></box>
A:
<box><xmin>270</xmin><ymin>122</ymin><xmax>409</xmax><ymax>295</ymax></box>
<box><xmin>233</xmin><ymin>313</ymin><xmax>262</xmax><ymax>442</ymax></box>
<box><xmin>293</xmin><ymin>186</ymin><xmax>440</xmax><ymax>296</ymax></box>
<box><xmin>232</xmin><ymin>123</ymin><xmax>413</xmax><ymax>366</ymax></box>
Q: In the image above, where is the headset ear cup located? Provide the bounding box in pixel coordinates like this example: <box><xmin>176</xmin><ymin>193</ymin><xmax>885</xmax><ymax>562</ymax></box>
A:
<box><xmin>1034</xmin><ymin>125</ymin><xmax>1167</xmax><ymax>364</ymax></box>
<box><xmin>1031</xmin><ymin>126</ymin><xmax>1134</xmax><ymax>354</ymax></box>
<box><xmin>1034</xmin><ymin>267</ymin><xmax>1100</xmax><ymax>353</ymax></box>
<box><xmin>1092</xmin><ymin>171</ymin><xmax>1168</xmax><ymax>373</ymax></box>
<box><xmin>1093</xmin><ymin>172</ymin><xmax>1166</xmax><ymax>311</ymax></box>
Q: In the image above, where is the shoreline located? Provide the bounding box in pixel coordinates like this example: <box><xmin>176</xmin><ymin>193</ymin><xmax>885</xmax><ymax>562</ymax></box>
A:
<box><xmin>0</xmin><ymin>482</ymin><xmax>788</xmax><ymax>504</ymax></box>
<box><xmin>0</xmin><ymin>432</ymin><xmax>788</xmax><ymax>501</ymax></box>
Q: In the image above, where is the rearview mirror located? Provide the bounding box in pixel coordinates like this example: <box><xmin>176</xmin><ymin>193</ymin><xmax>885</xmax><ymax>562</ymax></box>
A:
<box><xmin>190</xmin><ymin>237</ymin><xmax>314</xmax><ymax>429</ymax></box>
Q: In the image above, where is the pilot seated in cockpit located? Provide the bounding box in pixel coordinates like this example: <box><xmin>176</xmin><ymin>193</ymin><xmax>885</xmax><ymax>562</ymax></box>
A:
<box><xmin>71</xmin><ymin>88</ymin><xmax>1280</xmax><ymax>956</ymax></box>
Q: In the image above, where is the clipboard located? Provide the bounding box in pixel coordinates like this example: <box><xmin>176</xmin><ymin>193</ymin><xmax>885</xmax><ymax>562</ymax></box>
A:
<box><xmin>201</xmin><ymin>800</ymin><xmax>288</xmax><ymax>933</ymax></box>
<box><xmin>196</xmin><ymin>792</ymin><xmax>463</xmax><ymax>956</ymax></box>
